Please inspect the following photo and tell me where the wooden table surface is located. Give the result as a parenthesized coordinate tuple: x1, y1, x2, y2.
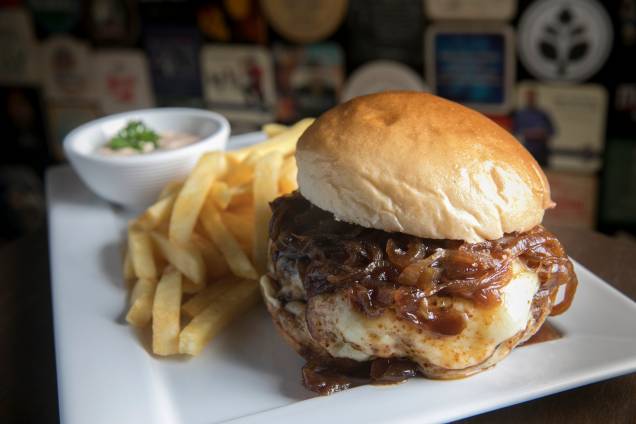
(1, 226, 635, 423)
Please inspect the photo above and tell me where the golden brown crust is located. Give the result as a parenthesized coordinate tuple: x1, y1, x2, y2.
(296, 92, 553, 243)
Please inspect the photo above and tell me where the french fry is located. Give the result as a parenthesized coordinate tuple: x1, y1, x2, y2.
(181, 276, 240, 318)
(220, 208, 254, 252)
(262, 123, 288, 138)
(126, 278, 157, 327)
(231, 118, 314, 161)
(182, 277, 206, 294)
(135, 192, 177, 231)
(169, 152, 227, 245)
(208, 181, 233, 210)
(123, 249, 135, 282)
(179, 279, 259, 355)
(279, 155, 298, 194)
(152, 268, 182, 355)
(253, 151, 283, 273)
(226, 184, 252, 210)
(128, 229, 157, 280)
(122, 118, 314, 357)
(158, 180, 183, 200)
(150, 231, 206, 285)
(200, 201, 259, 280)
(191, 233, 229, 279)
(223, 160, 253, 187)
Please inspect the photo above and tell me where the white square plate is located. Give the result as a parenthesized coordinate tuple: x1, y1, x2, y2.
(47, 136, 636, 424)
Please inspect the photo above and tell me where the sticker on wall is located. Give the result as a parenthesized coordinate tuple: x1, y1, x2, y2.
(426, 24, 515, 114)
(197, 0, 267, 44)
(87, 0, 140, 45)
(543, 171, 597, 230)
(613, 83, 636, 133)
(41, 36, 97, 102)
(144, 27, 202, 103)
(341, 60, 428, 102)
(260, 0, 347, 43)
(46, 101, 100, 160)
(514, 82, 607, 172)
(200, 44, 276, 125)
(424, 0, 517, 21)
(347, 0, 424, 70)
(94, 49, 154, 114)
(273, 43, 344, 123)
(518, 0, 613, 82)
(0, 8, 39, 85)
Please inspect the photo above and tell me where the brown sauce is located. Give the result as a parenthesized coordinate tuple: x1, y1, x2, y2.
(521, 322, 562, 346)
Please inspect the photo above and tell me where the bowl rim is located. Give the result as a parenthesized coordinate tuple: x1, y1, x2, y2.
(63, 107, 230, 165)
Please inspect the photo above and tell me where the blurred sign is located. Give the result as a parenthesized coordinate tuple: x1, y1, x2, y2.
(543, 171, 597, 230)
(87, 0, 140, 45)
(341, 60, 428, 102)
(94, 49, 154, 114)
(260, 0, 347, 43)
(144, 27, 203, 103)
(426, 24, 515, 114)
(613, 83, 636, 134)
(273, 43, 344, 123)
(201, 44, 276, 125)
(0, 8, 39, 85)
(518, 0, 612, 82)
(41, 36, 97, 102)
(514, 82, 607, 172)
(347, 0, 423, 70)
(197, 0, 267, 44)
(424, 0, 516, 20)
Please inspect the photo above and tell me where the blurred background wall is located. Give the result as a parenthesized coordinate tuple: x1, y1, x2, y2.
(1, 0, 635, 245)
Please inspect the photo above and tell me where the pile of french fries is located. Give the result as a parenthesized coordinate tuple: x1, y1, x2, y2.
(122, 119, 314, 356)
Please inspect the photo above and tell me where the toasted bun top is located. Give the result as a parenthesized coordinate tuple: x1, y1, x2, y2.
(296, 92, 553, 242)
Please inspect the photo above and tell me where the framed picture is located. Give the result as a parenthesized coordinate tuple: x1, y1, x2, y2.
(514, 82, 607, 172)
(426, 24, 515, 114)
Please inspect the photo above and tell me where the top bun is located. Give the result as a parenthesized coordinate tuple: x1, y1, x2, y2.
(296, 92, 554, 243)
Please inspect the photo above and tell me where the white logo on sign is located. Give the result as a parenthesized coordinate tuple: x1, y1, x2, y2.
(518, 0, 612, 82)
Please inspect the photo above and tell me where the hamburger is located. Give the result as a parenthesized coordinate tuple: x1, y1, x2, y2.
(260, 92, 578, 395)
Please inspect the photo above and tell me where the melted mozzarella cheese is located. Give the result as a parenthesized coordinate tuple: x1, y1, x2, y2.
(310, 261, 539, 370)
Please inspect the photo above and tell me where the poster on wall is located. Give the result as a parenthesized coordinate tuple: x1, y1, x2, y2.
(426, 24, 515, 114)
(543, 171, 597, 230)
(347, 0, 424, 70)
(87, 0, 140, 45)
(200, 44, 276, 128)
(273, 43, 344, 123)
(260, 0, 347, 44)
(424, 0, 517, 21)
(514, 82, 607, 172)
(0, 8, 39, 85)
(341, 60, 428, 102)
(41, 35, 97, 102)
(94, 49, 154, 114)
(144, 27, 203, 104)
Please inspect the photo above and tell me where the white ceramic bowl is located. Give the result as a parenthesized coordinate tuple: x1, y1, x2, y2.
(64, 108, 230, 209)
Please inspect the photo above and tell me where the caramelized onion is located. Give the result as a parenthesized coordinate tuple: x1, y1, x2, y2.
(270, 193, 578, 333)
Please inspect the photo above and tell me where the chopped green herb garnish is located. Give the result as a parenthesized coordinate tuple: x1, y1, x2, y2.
(108, 120, 160, 151)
